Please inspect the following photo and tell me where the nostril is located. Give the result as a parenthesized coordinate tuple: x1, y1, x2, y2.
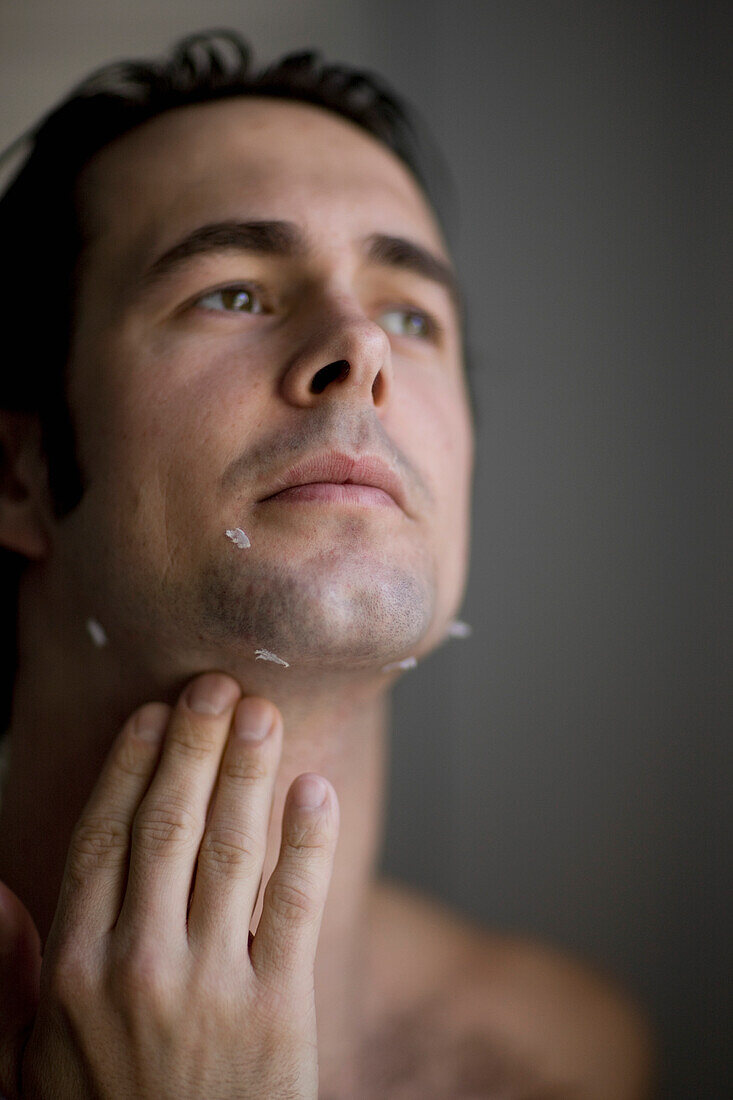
(371, 371, 386, 404)
(310, 359, 350, 394)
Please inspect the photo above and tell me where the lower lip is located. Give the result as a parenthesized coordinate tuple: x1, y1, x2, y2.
(264, 482, 398, 507)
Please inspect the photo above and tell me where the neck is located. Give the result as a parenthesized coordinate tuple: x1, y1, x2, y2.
(0, 584, 393, 1098)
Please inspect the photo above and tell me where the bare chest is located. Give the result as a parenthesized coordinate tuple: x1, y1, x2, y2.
(354, 883, 577, 1099)
(351, 998, 567, 1100)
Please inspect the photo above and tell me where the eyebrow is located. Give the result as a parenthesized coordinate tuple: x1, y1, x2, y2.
(139, 219, 463, 317)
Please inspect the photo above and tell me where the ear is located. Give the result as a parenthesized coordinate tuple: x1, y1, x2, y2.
(0, 411, 53, 561)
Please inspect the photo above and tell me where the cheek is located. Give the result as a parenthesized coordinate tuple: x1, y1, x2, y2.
(394, 372, 473, 516)
(392, 373, 474, 599)
(126, 389, 264, 569)
(67, 332, 266, 569)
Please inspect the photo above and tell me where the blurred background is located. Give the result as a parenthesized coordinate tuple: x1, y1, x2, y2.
(0, 2, 728, 1096)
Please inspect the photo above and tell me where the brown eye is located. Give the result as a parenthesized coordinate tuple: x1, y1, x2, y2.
(197, 286, 264, 313)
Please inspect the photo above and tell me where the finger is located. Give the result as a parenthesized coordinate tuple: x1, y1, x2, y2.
(187, 697, 282, 957)
(48, 703, 170, 947)
(0, 880, 42, 1100)
(249, 773, 339, 997)
(117, 673, 241, 938)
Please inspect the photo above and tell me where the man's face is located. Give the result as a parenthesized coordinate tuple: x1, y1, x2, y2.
(55, 97, 473, 680)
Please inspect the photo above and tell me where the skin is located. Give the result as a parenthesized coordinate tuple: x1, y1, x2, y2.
(0, 97, 656, 1098)
(0, 97, 473, 1098)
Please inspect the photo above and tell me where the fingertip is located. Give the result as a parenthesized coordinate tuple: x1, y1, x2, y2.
(184, 672, 242, 716)
(132, 701, 171, 743)
(233, 695, 282, 743)
(291, 773, 337, 813)
(294, 773, 327, 810)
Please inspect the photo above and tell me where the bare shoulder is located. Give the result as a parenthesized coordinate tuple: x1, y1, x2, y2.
(363, 877, 658, 1099)
(456, 918, 660, 1098)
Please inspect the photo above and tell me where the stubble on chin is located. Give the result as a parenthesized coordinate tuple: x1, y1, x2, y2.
(194, 551, 436, 668)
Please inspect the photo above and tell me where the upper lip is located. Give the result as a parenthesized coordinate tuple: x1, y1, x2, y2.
(259, 450, 408, 512)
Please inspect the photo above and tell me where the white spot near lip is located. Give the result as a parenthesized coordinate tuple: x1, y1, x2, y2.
(446, 619, 472, 638)
(226, 528, 251, 549)
(381, 656, 418, 673)
(254, 648, 290, 668)
(86, 618, 108, 647)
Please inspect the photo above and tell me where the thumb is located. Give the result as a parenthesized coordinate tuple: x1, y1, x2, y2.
(0, 880, 42, 1100)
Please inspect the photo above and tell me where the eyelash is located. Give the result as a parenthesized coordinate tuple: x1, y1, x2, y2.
(190, 282, 443, 342)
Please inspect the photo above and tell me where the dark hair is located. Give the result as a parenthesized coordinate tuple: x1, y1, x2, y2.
(0, 29, 467, 732)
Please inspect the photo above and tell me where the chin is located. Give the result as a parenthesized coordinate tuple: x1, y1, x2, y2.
(194, 553, 436, 668)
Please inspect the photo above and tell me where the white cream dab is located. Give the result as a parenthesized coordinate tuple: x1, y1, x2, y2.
(446, 619, 472, 638)
(381, 656, 418, 673)
(226, 528, 251, 549)
(255, 648, 290, 668)
(86, 618, 108, 648)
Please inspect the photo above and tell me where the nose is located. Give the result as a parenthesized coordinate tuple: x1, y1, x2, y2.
(279, 304, 394, 410)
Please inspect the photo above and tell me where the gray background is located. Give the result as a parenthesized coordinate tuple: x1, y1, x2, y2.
(0, 2, 728, 1097)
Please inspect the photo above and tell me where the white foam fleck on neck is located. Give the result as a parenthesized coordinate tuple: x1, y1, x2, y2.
(86, 618, 108, 647)
(446, 619, 472, 638)
(380, 656, 418, 673)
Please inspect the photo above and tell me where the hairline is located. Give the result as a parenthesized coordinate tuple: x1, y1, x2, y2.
(68, 93, 464, 324)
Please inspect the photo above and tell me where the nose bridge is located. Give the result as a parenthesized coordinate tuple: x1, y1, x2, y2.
(280, 288, 393, 408)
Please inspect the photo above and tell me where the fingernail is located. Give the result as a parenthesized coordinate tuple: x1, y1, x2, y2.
(186, 674, 240, 716)
(294, 774, 328, 810)
(135, 703, 169, 742)
(235, 698, 273, 742)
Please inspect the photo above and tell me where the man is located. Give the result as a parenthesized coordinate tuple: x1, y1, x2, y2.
(0, 31, 655, 1098)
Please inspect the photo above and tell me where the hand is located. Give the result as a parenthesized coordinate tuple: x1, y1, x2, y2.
(0, 673, 339, 1099)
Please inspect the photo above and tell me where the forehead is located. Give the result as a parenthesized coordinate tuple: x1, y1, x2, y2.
(76, 96, 449, 269)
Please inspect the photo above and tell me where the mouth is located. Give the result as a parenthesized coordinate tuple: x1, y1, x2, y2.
(258, 451, 407, 512)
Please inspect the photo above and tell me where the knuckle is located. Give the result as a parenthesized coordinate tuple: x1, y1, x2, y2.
(167, 721, 220, 762)
(267, 875, 319, 924)
(46, 947, 96, 1006)
(222, 753, 270, 783)
(68, 814, 129, 878)
(113, 943, 173, 1013)
(199, 825, 260, 871)
(285, 816, 332, 855)
(133, 800, 199, 854)
(115, 733, 158, 778)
